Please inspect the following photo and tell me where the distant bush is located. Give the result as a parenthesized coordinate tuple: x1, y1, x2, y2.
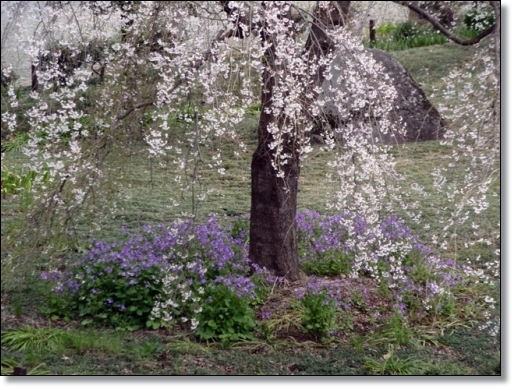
(464, 9, 496, 33)
(393, 22, 421, 41)
(375, 23, 398, 37)
(364, 22, 447, 52)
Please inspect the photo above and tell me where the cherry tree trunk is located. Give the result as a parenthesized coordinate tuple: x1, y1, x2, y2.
(249, 107, 304, 281)
(248, 18, 305, 281)
(248, 2, 350, 282)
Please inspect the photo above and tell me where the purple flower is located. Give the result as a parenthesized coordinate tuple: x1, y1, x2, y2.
(261, 310, 271, 320)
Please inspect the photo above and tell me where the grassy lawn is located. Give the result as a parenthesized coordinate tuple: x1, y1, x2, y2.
(0, 42, 500, 376)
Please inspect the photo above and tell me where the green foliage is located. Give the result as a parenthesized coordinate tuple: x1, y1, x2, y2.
(196, 285, 255, 345)
(249, 273, 271, 306)
(230, 217, 249, 242)
(1, 356, 51, 376)
(303, 249, 353, 277)
(1, 133, 29, 153)
(1, 166, 33, 197)
(300, 290, 337, 340)
(349, 289, 369, 312)
(1, 161, 49, 212)
(393, 22, 421, 41)
(1, 327, 69, 352)
(45, 264, 164, 330)
(364, 21, 447, 51)
(375, 22, 398, 37)
(380, 312, 416, 347)
(245, 102, 261, 116)
(258, 308, 303, 341)
(364, 345, 428, 375)
(132, 338, 165, 360)
(463, 9, 496, 33)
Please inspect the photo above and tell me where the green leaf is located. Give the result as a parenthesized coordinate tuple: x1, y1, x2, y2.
(146, 320, 160, 330)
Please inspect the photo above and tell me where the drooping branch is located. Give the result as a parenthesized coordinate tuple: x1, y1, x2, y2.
(301, 1, 351, 118)
(393, 1, 496, 46)
(219, 0, 254, 39)
(116, 3, 256, 123)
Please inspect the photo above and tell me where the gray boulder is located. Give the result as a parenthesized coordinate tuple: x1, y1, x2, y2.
(314, 48, 446, 144)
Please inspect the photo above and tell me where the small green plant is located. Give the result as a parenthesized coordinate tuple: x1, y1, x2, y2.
(1, 327, 69, 352)
(351, 335, 367, 353)
(245, 102, 261, 116)
(303, 250, 353, 277)
(426, 291, 457, 318)
(259, 307, 303, 341)
(250, 273, 271, 306)
(364, 345, 428, 375)
(167, 338, 210, 354)
(380, 311, 416, 347)
(133, 338, 165, 359)
(1, 165, 23, 199)
(1, 132, 29, 152)
(13, 297, 23, 318)
(300, 288, 337, 340)
(196, 285, 256, 346)
(1, 356, 51, 376)
(1, 163, 49, 212)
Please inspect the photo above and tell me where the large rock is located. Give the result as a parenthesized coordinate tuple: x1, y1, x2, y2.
(315, 48, 445, 144)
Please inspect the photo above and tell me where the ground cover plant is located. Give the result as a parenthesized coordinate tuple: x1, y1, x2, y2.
(1, 1, 500, 376)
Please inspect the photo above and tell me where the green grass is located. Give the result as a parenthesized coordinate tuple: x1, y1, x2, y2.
(0, 325, 500, 375)
(390, 43, 476, 100)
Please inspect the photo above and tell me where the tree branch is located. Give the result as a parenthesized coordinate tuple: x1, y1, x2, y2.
(116, 101, 154, 121)
(393, 1, 495, 46)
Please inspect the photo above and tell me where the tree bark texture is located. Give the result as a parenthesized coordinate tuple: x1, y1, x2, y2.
(249, 2, 350, 282)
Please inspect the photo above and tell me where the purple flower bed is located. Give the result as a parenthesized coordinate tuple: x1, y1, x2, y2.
(40, 210, 477, 335)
